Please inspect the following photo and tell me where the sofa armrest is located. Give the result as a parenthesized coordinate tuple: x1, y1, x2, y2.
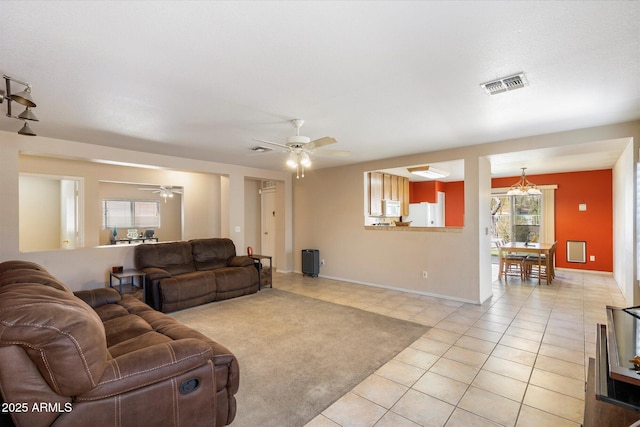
(74, 288, 121, 308)
(140, 267, 172, 281)
(228, 255, 255, 267)
(77, 339, 214, 400)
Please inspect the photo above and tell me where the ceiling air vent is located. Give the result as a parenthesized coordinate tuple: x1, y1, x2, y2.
(481, 73, 528, 95)
(250, 146, 273, 153)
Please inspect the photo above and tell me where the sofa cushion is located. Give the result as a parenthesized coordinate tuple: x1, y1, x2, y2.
(158, 271, 217, 312)
(135, 241, 195, 275)
(190, 238, 238, 271)
(214, 266, 259, 294)
(0, 269, 71, 293)
(0, 260, 48, 275)
(103, 314, 155, 348)
(92, 302, 131, 322)
(107, 331, 173, 358)
(0, 284, 108, 396)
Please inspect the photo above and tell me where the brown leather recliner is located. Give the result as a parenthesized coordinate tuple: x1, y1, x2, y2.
(0, 261, 239, 427)
(134, 238, 259, 312)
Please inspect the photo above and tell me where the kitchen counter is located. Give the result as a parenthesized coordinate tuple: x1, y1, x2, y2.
(364, 226, 463, 232)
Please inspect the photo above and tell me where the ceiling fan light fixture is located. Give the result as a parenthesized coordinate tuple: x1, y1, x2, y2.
(407, 165, 449, 179)
(300, 151, 311, 167)
(286, 151, 298, 168)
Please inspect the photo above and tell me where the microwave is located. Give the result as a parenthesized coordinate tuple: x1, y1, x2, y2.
(382, 199, 401, 217)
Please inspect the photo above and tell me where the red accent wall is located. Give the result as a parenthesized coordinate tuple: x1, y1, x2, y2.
(409, 181, 437, 203)
(492, 170, 613, 272)
(443, 181, 464, 227)
(409, 180, 464, 226)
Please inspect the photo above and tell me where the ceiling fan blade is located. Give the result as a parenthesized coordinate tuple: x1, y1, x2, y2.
(138, 188, 158, 191)
(313, 148, 350, 157)
(307, 137, 337, 151)
(252, 138, 291, 150)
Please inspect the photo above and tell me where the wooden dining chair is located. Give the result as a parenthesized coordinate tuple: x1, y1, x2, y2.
(524, 241, 557, 284)
(496, 240, 525, 280)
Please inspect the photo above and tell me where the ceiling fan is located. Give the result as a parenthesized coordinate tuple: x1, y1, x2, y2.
(138, 185, 182, 202)
(254, 119, 349, 178)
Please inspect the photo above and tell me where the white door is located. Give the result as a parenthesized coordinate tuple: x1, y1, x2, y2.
(261, 188, 277, 267)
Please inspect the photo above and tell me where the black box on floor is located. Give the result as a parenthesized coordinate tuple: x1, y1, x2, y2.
(302, 249, 319, 277)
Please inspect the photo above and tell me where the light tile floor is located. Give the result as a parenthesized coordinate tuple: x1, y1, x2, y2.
(273, 265, 627, 427)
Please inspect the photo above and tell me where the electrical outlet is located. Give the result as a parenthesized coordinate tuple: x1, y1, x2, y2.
(422, 271, 428, 279)
(321, 259, 325, 266)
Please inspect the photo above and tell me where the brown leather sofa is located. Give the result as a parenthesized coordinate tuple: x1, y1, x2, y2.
(135, 238, 259, 312)
(0, 260, 239, 427)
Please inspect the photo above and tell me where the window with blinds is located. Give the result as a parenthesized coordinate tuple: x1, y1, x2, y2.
(103, 200, 160, 229)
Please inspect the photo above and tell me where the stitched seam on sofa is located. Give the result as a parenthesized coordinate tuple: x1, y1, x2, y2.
(167, 341, 177, 363)
(0, 320, 98, 388)
(96, 347, 212, 385)
(75, 360, 214, 401)
(0, 340, 62, 394)
(112, 357, 122, 380)
(39, 349, 62, 395)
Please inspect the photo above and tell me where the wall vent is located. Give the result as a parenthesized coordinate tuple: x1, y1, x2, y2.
(481, 73, 528, 95)
(250, 146, 273, 153)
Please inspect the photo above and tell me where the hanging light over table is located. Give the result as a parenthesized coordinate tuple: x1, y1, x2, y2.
(507, 168, 541, 196)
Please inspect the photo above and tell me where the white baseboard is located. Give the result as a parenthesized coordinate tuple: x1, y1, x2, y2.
(287, 271, 483, 305)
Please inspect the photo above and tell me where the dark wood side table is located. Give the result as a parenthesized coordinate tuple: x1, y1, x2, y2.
(250, 255, 272, 290)
(109, 269, 146, 303)
(584, 357, 640, 427)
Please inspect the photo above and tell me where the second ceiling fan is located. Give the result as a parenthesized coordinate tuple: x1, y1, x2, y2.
(254, 119, 349, 178)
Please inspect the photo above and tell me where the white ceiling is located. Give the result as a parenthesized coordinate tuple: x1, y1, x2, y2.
(1, 1, 639, 176)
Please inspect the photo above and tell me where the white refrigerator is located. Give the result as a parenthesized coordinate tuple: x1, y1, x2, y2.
(405, 192, 445, 227)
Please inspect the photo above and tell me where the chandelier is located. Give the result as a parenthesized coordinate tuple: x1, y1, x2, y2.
(507, 168, 541, 196)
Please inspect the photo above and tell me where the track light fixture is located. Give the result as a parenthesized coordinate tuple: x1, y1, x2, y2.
(0, 74, 39, 136)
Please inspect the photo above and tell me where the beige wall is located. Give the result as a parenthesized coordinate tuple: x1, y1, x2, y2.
(0, 132, 293, 291)
(20, 154, 220, 247)
(293, 121, 639, 304)
(19, 175, 61, 251)
(0, 120, 637, 302)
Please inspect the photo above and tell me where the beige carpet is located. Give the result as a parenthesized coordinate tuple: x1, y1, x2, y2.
(171, 288, 429, 427)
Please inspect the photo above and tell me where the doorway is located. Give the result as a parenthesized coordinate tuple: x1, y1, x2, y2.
(19, 173, 84, 251)
(261, 187, 277, 267)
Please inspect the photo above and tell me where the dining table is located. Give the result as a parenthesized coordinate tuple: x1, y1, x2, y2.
(499, 242, 555, 285)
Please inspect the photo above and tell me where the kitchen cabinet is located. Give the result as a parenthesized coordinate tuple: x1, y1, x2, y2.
(383, 174, 392, 200)
(402, 177, 410, 216)
(391, 175, 399, 201)
(369, 172, 383, 216)
(368, 172, 409, 218)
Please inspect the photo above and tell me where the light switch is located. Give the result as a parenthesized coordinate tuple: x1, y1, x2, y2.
(578, 204, 587, 211)
(234, 226, 241, 232)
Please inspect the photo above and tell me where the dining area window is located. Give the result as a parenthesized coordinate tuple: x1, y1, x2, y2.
(491, 194, 541, 244)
